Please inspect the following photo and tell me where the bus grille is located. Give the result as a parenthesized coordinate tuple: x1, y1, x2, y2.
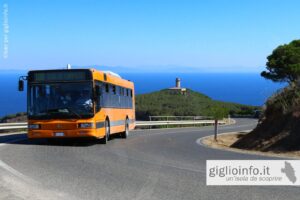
(41, 123, 77, 130)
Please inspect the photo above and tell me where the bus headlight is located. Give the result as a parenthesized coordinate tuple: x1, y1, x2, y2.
(28, 124, 40, 129)
(78, 123, 94, 128)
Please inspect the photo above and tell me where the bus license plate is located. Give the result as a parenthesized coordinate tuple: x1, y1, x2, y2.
(54, 132, 64, 137)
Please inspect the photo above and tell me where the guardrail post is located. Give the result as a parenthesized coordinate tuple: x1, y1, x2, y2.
(214, 119, 218, 141)
(194, 116, 195, 127)
(166, 116, 169, 128)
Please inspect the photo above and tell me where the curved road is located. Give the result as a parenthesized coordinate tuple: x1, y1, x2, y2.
(0, 119, 299, 200)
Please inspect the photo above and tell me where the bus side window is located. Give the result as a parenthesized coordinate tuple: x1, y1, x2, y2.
(120, 87, 124, 108)
(128, 89, 131, 108)
(95, 84, 101, 112)
(125, 89, 129, 107)
(95, 84, 101, 96)
(112, 85, 116, 95)
(105, 84, 109, 93)
(109, 85, 113, 94)
(117, 86, 121, 96)
(130, 89, 133, 108)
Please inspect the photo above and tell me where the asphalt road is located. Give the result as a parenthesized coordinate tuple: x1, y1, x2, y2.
(0, 118, 299, 200)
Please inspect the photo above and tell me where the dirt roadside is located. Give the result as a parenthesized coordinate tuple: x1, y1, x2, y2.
(201, 131, 300, 159)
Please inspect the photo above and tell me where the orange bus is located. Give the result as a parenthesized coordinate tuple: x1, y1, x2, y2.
(18, 68, 135, 143)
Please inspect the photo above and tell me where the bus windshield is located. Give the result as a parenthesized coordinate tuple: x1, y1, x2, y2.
(28, 82, 94, 119)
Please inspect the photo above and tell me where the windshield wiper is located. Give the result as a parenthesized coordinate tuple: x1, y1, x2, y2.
(44, 108, 82, 119)
(66, 107, 82, 119)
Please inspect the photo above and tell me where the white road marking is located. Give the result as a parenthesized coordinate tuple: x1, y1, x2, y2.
(0, 137, 37, 182)
(0, 137, 76, 199)
(0, 159, 37, 184)
(0, 137, 37, 183)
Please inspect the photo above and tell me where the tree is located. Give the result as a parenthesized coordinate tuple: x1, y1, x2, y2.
(261, 40, 300, 83)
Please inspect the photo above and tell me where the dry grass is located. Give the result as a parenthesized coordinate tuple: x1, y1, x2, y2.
(201, 131, 300, 159)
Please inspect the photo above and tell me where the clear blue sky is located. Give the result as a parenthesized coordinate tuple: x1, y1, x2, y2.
(1, 0, 300, 72)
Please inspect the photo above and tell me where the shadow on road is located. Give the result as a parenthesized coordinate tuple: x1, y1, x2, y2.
(0, 133, 123, 147)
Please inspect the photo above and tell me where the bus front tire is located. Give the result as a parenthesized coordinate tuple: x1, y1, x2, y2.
(101, 120, 110, 144)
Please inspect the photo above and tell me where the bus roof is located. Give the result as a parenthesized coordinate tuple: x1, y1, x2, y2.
(90, 68, 134, 89)
(28, 68, 134, 88)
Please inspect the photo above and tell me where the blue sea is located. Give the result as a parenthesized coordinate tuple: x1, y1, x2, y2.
(0, 71, 285, 117)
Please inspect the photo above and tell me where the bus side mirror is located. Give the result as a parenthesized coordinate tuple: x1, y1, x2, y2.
(18, 80, 24, 91)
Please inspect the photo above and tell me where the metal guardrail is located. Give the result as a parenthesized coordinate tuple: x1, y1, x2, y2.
(149, 116, 213, 120)
(0, 122, 28, 130)
(137, 120, 225, 126)
(0, 120, 229, 131)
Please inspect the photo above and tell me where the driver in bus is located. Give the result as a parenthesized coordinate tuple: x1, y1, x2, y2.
(61, 92, 72, 106)
(75, 90, 93, 110)
(36, 88, 49, 113)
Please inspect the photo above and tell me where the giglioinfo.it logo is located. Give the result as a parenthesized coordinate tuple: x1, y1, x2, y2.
(206, 160, 300, 185)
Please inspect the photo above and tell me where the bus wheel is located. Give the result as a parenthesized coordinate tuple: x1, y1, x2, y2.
(102, 120, 110, 144)
(121, 118, 129, 139)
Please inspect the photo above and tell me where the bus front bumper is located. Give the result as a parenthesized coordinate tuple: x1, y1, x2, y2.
(28, 128, 105, 139)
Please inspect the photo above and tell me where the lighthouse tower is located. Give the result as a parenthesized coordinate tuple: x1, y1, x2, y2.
(176, 78, 181, 88)
(168, 78, 186, 95)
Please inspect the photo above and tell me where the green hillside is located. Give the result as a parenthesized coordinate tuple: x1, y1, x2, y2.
(135, 89, 258, 120)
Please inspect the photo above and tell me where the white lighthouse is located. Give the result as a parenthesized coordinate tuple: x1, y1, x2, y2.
(168, 78, 186, 95)
(176, 78, 181, 88)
